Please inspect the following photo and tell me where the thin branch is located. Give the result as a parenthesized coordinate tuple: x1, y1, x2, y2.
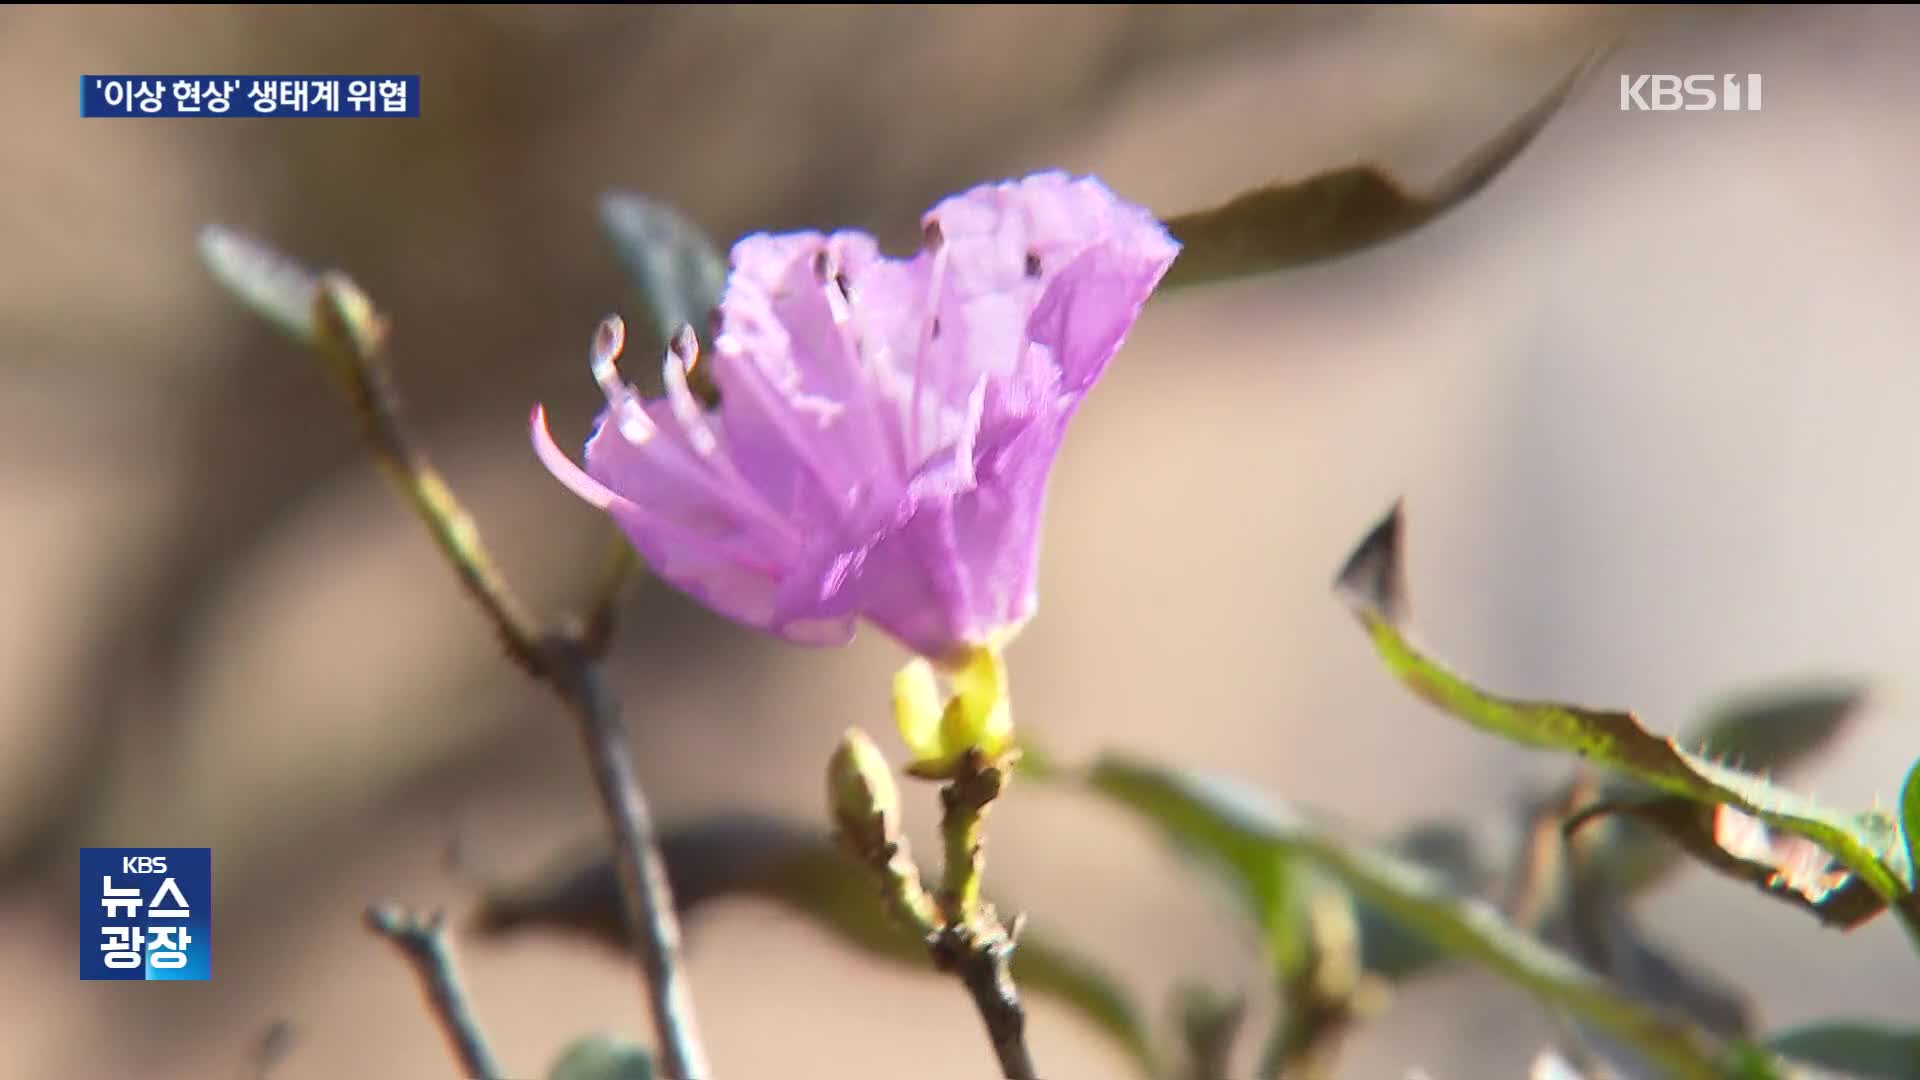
(547, 631, 712, 1079)
(933, 917, 1038, 1080)
(580, 534, 642, 657)
(1506, 769, 1604, 931)
(202, 240, 713, 1079)
(309, 276, 709, 1078)
(364, 905, 505, 1080)
(309, 279, 547, 674)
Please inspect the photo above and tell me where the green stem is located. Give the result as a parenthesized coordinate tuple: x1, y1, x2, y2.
(933, 750, 1036, 1079)
(840, 742, 1036, 1077)
(940, 789, 990, 917)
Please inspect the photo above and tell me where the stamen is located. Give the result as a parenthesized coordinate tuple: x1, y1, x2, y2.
(588, 314, 654, 444)
(671, 323, 701, 374)
(819, 250, 851, 325)
(589, 315, 627, 399)
(820, 244, 907, 482)
(645, 328, 807, 549)
(909, 219, 950, 467)
(662, 328, 718, 458)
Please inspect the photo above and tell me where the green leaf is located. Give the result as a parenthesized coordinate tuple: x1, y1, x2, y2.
(1082, 758, 1772, 1080)
(1059, 746, 1304, 968)
(598, 192, 730, 407)
(1902, 760, 1920, 917)
(598, 191, 728, 348)
(546, 1032, 655, 1080)
(1764, 1023, 1920, 1079)
(198, 225, 322, 343)
(1588, 912, 1753, 1040)
(1170, 981, 1248, 1080)
(1686, 683, 1866, 775)
(1156, 49, 1602, 291)
(469, 815, 1159, 1079)
(1587, 682, 1866, 898)
(1333, 501, 1919, 945)
(1510, 791, 1756, 1047)
(1716, 1043, 1817, 1080)
(1539, 859, 1754, 1053)
(1568, 797, 1885, 928)
(1356, 822, 1486, 979)
(1254, 877, 1388, 1080)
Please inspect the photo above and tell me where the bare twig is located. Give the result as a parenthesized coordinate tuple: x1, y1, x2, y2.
(204, 243, 713, 1080)
(580, 535, 642, 657)
(1506, 769, 1605, 931)
(547, 630, 710, 1079)
(364, 905, 504, 1080)
(317, 276, 709, 1076)
(309, 279, 547, 675)
(932, 915, 1037, 1080)
(312, 276, 708, 1078)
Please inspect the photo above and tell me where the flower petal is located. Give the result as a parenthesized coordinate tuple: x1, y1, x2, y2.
(539, 172, 1176, 661)
(535, 404, 854, 646)
(1028, 237, 1179, 397)
(710, 233, 901, 508)
(767, 377, 991, 659)
(920, 171, 1180, 421)
(944, 400, 1074, 641)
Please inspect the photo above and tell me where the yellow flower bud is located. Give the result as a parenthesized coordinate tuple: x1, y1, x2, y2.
(894, 645, 1016, 781)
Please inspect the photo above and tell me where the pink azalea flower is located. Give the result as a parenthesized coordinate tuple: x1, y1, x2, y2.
(533, 172, 1178, 663)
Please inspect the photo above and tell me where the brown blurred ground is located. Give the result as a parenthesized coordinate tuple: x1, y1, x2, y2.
(5, 5, 1920, 1079)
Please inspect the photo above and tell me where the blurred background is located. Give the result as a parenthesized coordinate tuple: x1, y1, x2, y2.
(6, 4, 1920, 1078)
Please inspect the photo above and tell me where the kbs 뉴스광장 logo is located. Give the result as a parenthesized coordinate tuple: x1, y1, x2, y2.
(80, 848, 211, 981)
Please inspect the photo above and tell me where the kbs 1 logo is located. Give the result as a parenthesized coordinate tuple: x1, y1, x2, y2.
(1619, 73, 1763, 112)
(80, 848, 211, 981)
